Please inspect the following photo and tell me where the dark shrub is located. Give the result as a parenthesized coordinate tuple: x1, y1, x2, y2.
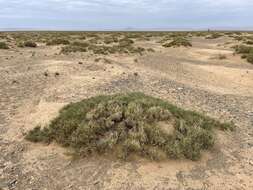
(18, 41, 37, 48)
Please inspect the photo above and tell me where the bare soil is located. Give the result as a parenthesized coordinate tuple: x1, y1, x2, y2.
(0, 34, 253, 190)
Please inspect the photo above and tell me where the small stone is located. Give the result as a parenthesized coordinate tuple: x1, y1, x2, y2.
(78, 61, 83, 65)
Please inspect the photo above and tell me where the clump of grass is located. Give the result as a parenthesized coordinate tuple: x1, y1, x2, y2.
(0, 42, 9, 49)
(18, 41, 37, 48)
(46, 38, 70, 46)
(234, 45, 253, 64)
(163, 37, 192, 48)
(26, 92, 234, 161)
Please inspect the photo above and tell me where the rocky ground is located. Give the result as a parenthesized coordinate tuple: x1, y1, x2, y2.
(0, 34, 253, 189)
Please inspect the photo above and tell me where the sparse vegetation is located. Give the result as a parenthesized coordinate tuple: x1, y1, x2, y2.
(0, 42, 9, 49)
(26, 92, 234, 161)
(61, 38, 145, 55)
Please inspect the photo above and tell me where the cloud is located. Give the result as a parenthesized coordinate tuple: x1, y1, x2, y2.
(0, 0, 252, 29)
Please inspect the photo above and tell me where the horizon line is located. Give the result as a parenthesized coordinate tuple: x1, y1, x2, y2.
(1, 27, 253, 32)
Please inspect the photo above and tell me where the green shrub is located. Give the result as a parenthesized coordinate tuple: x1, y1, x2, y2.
(61, 39, 144, 55)
(61, 41, 89, 53)
(245, 41, 253, 45)
(118, 38, 134, 47)
(234, 45, 253, 54)
(147, 48, 155, 52)
(247, 52, 253, 64)
(26, 92, 234, 161)
(218, 54, 227, 60)
(18, 41, 37, 48)
(0, 42, 9, 49)
(206, 33, 223, 39)
(46, 38, 70, 45)
(234, 45, 253, 64)
(163, 37, 192, 48)
(104, 36, 119, 44)
(241, 54, 247, 59)
(233, 36, 244, 41)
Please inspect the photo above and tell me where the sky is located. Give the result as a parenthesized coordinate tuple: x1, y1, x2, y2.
(0, 0, 253, 30)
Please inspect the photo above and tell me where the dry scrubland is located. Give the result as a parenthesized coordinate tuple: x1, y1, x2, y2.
(0, 31, 253, 189)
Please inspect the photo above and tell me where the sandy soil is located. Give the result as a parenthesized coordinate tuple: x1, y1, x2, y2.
(0, 35, 253, 190)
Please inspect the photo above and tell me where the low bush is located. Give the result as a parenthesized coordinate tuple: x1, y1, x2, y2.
(163, 37, 192, 48)
(61, 42, 89, 53)
(104, 36, 119, 44)
(205, 33, 223, 39)
(46, 39, 70, 45)
(0, 42, 9, 49)
(218, 54, 227, 60)
(61, 39, 145, 55)
(26, 92, 234, 161)
(234, 45, 253, 54)
(234, 45, 253, 64)
(247, 52, 253, 64)
(18, 41, 37, 48)
(245, 41, 253, 45)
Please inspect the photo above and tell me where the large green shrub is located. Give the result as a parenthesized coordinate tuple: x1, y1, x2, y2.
(163, 37, 192, 48)
(26, 93, 234, 161)
(0, 42, 9, 49)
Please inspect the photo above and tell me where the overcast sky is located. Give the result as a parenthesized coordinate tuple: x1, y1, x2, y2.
(0, 0, 253, 30)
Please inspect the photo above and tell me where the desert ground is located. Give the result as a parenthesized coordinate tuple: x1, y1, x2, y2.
(0, 32, 253, 189)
